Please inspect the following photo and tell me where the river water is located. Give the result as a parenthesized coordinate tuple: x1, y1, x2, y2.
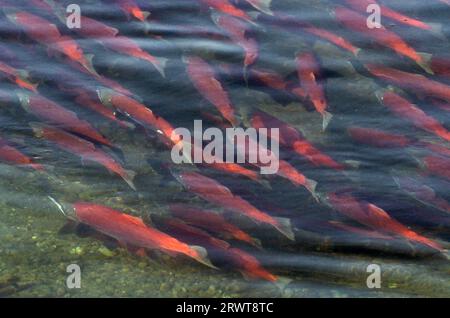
(0, 0, 449, 297)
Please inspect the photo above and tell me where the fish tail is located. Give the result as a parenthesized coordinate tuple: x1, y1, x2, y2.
(273, 276, 292, 290)
(123, 169, 137, 191)
(189, 245, 218, 269)
(256, 178, 272, 190)
(29, 122, 44, 138)
(321, 111, 333, 131)
(141, 11, 151, 21)
(417, 52, 434, 75)
(153, 56, 168, 78)
(305, 178, 319, 201)
(249, 0, 274, 16)
(83, 54, 100, 77)
(273, 217, 295, 241)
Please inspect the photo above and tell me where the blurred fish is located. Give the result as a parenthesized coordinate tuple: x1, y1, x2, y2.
(431, 55, 450, 79)
(226, 248, 278, 282)
(333, 6, 433, 73)
(4, 9, 98, 76)
(31, 123, 136, 190)
(325, 192, 443, 251)
(376, 91, 450, 142)
(422, 155, 450, 182)
(234, 132, 318, 196)
(172, 170, 295, 240)
(259, 12, 360, 56)
(211, 11, 259, 77)
(169, 204, 261, 248)
(367, 64, 450, 104)
(296, 52, 332, 130)
(0, 136, 44, 171)
(251, 110, 344, 170)
(184, 55, 239, 126)
(0, 61, 38, 92)
(200, 0, 254, 23)
(59, 86, 135, 129)
(115, 0, 150, 22)
(50, 200, 215, 268)
(348, 127, 411, 148)
(393, 175, 450, 215)
(97, 88, 177, 145)
(100, 36, 167, 77)
(17, 91, 113, 147)
(154, 217, 231, 251)
(343, 0, 442, 34)
(348, 126, 450, 159)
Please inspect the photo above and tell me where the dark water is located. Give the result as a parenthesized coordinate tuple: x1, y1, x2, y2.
(0, 0, 449, 297)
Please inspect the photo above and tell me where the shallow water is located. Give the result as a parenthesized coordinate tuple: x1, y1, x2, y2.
(0, 0, 449, 297)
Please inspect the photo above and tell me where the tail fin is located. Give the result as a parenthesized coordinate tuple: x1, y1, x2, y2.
(274, 217, 295, 241)
(417, 52, 434, 75)
(273, 276, 292, 290)
(123, 169, 137, 191)
(83, 54, 100, 77)
(153, 57, 168, 78)
(322, 111, 333, 131)
(247, 0, 273, 16)
(305, 178, 319, 201)
(190, 245, 218, 269)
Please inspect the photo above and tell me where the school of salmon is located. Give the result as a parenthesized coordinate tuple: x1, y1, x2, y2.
(0, 0, 449, 288)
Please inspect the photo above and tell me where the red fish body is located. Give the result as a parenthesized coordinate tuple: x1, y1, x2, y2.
(251, 110, 343, 169)
(344, 0, 434, 31)
(7, 10, 61, 44)
(0, 61, 37, 92)
(5, 10, 97, 76)
(226, 248, 277, 282)
(156, 217, 230, 251)
(379, 91, 450, 142)
(17, 92, 113, 147)
(116, 0, 150, 21)
(212, 12, 259, 70)
(185, 56, 238, 126)
(100, 36, 166, 77)
(423, 155, 450, 181)
(334, 7, 432, 73)
(266, 12, 360, 55)
(174, 171, 294, 240)
(367, 64, 450, 103)
(169, 204, 259, 247)
(394, 175, 450, 215)
(97, 89, 177, 145)
(296, 52, 332, 129)
(63, 202, 212, 266)
(77, 16, 119, 38)
(431, 55, 450, 79)
(0, 136, 44, 171)
(348, 127, 412, 148)
(72, 89, 134, 129)
(250, 68, 288, 91)
(31, 123, 136, 190)
(327, 193, 442, 250)
(201, 0, 254, 23)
